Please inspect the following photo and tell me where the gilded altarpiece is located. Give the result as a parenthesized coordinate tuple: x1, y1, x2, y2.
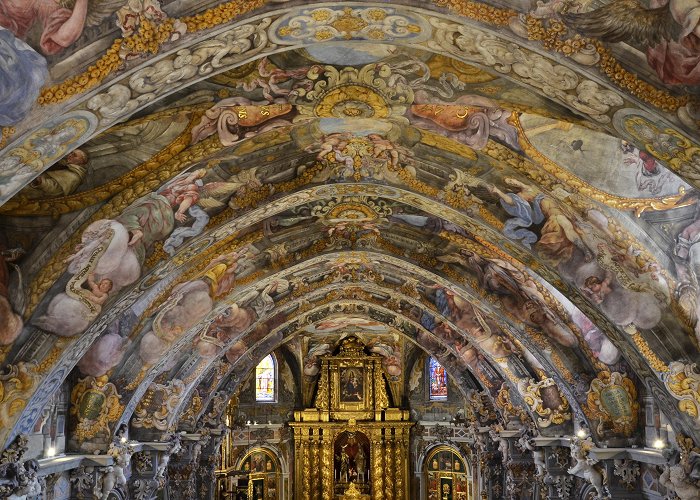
(290, 337, 413, 500)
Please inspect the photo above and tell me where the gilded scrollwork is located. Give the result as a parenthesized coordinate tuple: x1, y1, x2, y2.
(495, 383, 529, 423)
(517, 378, 571, 427)
(290, 60, 415, 121)
(132, 379, 187, 431)
(271, 6, 429, 45)
(586, 371, 639, 437)
(664, 362, 700, 421)
(70, 375, 124, 445)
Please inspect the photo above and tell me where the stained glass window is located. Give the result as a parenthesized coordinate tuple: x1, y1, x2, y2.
(429, 357, 448, 400)
(255, 354, 276, 402)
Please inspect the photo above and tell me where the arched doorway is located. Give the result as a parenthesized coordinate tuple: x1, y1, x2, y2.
(234, 448, 281, 500)
(424, 445, 473, 500)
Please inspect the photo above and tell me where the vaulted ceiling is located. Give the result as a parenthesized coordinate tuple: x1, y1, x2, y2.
(1, 0, 699, 453)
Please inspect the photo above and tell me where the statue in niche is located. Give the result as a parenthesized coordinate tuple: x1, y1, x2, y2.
(355, 447, 366, 482)
(338, 448, 350, 482)
(516, 426, 545, 479)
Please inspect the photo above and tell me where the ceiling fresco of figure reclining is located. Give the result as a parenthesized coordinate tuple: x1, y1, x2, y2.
(1, 0, 700, 463)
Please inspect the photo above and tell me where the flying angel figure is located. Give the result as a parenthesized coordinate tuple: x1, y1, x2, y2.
(563, 0, 700, 85)
(162, 167, 261, 254)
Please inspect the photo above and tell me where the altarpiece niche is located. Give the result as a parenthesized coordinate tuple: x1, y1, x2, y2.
(290, 336, 413, 499)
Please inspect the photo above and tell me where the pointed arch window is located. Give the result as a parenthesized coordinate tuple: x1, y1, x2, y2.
(255, 354, 276, 402)
(428, 357, 448, 400)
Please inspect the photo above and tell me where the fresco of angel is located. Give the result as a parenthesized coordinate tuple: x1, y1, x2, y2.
(77, 321, 129, 377)
(195, 279, 289, 357)
(491, 177, 595, 266)
(138, 279, 214, 367)
(161, 167, 261, 255)
(0, 27, 47, 128)
(33, 166, 260, 336)
(438, 249, 579, 347)
(581, 272, 661, 330)
(430, 285, 513, 358)
(564, 0, 700, 85)
(0, 0, 90, 56)
(33, 219, 140, 336)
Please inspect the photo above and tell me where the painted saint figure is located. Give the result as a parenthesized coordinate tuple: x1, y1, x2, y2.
(491, 177, 594, 266)
(341, 369, 363, 402)
(0, 246, 23, 345)
(0, 0, 89, 56)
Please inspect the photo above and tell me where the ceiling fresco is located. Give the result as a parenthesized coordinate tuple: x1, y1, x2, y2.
(1, 0, 700, 466)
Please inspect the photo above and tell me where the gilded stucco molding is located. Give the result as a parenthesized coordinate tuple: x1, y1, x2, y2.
(2, 2, 698, 209)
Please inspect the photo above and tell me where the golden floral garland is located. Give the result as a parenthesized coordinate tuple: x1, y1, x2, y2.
(25, 0, 690, 124)
(39, 0, 266, 105)
(435, 0, 515, 25)
(0, 126, 14, 149)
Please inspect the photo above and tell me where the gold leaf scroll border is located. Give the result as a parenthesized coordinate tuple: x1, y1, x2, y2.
(514, 115, 695, 217)
(36, 0, 687, 115)
(433, 0, 688, 113)
(0, 106, 206, 216)
(39, 0, 266, 106)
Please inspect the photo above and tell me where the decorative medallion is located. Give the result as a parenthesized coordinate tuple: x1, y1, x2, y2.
(70, 375, 123, 443)
(517, 378, 571, 427)
(132, 379, 187, 430)
(586, 371, 639, 436)
(271, 6, 429, 44)
(290, 62, 415, 121)
(620, 113, 700, 184)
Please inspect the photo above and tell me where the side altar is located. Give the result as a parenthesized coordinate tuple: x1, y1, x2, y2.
(290, 336, 413, 500)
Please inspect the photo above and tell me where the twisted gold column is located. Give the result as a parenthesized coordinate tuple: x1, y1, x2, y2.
(310, 433, 320, 500)
(321, 429, 334, 499)
(301, 433, 311, 500)
(371, 430, 384, 500)
(384, 431, 394, 500)
(395, 428, 407, 500)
